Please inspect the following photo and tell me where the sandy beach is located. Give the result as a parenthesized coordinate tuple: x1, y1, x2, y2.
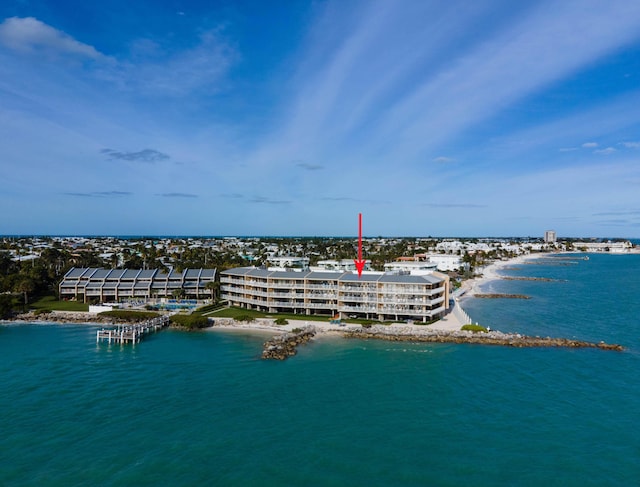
(458, 253, 541, 298)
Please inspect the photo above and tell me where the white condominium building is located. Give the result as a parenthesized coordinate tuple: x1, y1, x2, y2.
(221, 267, 449, 322)
(266, 256, 310, 269)
(383, 261, 438, 275)
(572, 241, 632, 253)
(544, 230, 557, 243)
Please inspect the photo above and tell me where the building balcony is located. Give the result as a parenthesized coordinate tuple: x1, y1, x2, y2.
(305, 284, 338, 291)
(269, 282, 305, 289)
(307, 292, 337, 299)
(339, 304, 378, 313)
(339, 294, 377, 303)
(244, 281, 269, 288)
(268, 292, 305, 299)
(379, 286, 443, 296)
(305, 302, 337, 309)
(243, 289, 269, 298)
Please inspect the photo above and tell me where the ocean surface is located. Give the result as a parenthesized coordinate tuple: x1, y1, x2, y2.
(1, 253, 639, 486)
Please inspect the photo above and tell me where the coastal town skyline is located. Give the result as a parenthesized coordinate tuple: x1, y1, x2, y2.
(3, 1, 640, 237)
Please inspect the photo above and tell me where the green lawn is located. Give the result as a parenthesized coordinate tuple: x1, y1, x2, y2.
(30, 295, 89, 312)
(208, 306, 383, 325)
(209, 306, 332, 321)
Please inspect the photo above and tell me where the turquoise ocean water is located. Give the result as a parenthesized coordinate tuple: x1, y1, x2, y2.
(1, 253, 640, 486)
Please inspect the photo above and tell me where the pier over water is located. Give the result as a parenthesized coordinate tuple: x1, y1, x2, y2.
(96, 315, 170, 344)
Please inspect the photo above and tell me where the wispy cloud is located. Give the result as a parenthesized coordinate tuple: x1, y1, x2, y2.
(422, 203, 487, 208)
(621, 141, 640, 149)
(101, 148, 170, 163)
(0, 17, 236, 98)
(251, 0, 640, 179)
(250, 196, 291, 205)
(594, 147, 617, 155)
(433, 156, 456, 163)
(320, 196, 390, 204)
(4, 2, 640, 236)
(0, 17, 106, 60)
(593, 210, 640, 216)
(596, 219, 640, 227)
(107, 29, 237, 96)
(63, 191, 132, 197)
(157, 192, 198, 198)
(296, 162, 324, 170)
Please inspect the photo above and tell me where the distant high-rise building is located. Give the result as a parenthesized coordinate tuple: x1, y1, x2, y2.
(544, 230, 557, 243)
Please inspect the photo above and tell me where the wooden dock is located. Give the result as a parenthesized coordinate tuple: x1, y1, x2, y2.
(96, 315, 170, 344)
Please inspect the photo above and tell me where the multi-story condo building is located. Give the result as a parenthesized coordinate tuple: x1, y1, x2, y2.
(544, 230, 557, 243)
(266, 256, 310, 269)
(572, 241, 632, 253)
(310, 259, 373, 272)
(59, 267, 216, 302)
(221, 267, 449, 322)
(383, 261, 438, 275)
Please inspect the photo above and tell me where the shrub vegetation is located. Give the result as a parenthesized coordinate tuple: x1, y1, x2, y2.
(233, 314, 255, 323)
(170, 314, 210, 329)
(461, 324, 488, 333)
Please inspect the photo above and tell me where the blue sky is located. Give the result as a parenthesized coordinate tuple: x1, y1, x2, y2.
(2, 0, 640, 237)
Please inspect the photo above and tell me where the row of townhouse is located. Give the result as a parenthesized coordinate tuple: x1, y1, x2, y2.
(59, 267, 216, 303)
(221, 267, 450, 322)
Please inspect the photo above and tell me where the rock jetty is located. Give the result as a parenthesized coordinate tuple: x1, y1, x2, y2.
(341, 327, 623, 351)
(262, 326, 317, 360)
(502, 276, 561, 282)
(474, 293, 531, 299)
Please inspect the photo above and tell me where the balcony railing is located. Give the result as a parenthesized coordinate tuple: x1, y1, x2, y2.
(339, 304, 378, 313)
(305, 284, 338, 291)
(305, 302, 337, 309)
(269, 282, 305, 289)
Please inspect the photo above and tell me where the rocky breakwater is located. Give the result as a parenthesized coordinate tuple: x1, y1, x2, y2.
(474, 293, 531, 299)
(13, 310, 109, 323)
(262, 326, 317, 360)
(342, 326, 623, 351)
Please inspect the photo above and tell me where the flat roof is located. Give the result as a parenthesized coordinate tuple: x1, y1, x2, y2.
(221, 267, 444, 284)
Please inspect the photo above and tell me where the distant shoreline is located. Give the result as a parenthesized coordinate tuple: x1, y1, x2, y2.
(3, 251, 634, 353)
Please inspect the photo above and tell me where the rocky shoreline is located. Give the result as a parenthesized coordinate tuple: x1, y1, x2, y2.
(8, 308, 625, 358)
(501, 276, 561, 282)
(474, 293, 531, 299)
(258, 324, 624, 360)
(10, 311, 115, 324)
(341, 328, 623, 351)
(262, 326, 317, 360)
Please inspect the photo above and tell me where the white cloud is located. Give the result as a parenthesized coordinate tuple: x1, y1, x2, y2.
(0, 17, 236, 98)
(433, 156, 456, 163)
(0, 17, 104, 60)
(582, 142, 599, 148)
(376, 0, 640, 160)
(252, 0, 640, 175)
(594, 147, 617, 155)
(621, 141, 640, 149)
(116, 30, 237, 96)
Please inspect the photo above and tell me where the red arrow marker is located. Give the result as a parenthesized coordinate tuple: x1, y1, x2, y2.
(354, 212, 365, 278)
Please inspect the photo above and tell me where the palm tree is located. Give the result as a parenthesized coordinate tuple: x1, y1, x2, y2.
(205, 281, 220, 302)
(16, 278, 34, 310)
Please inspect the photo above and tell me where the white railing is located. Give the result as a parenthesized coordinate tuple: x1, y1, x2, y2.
(452, 299, 474, 325)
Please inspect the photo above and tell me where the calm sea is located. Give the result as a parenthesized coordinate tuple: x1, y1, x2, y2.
(1, 253, 639, 486)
